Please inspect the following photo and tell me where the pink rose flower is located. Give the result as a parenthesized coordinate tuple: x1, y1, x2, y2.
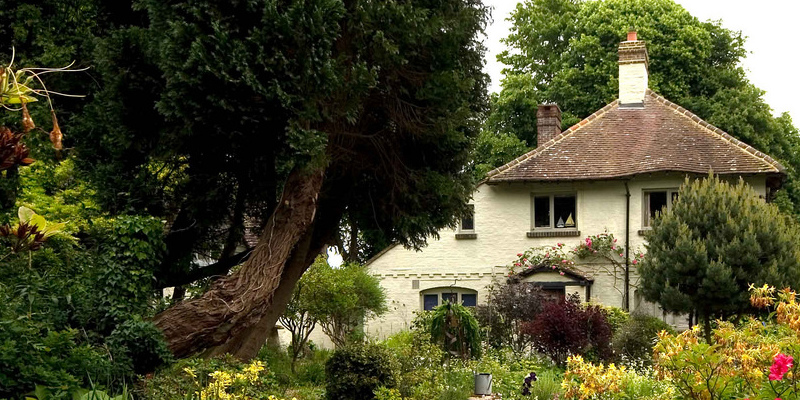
(522, 258, 528, 262)
(545, 253, 550, 258)
(619, 253, 624, 257)
(559, 271, 565, 276)
(770, 353, 794, 381)
(611, 246, 616, 250)
(562, 259, 568, 263)
(632, 259, 638, 265)
(552, 265, 557, 269)
(517, 253, 523, 257)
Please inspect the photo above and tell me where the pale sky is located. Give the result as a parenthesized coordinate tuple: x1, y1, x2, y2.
(482, 0, 800, 122)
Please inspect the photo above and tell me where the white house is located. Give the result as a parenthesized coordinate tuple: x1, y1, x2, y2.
(361, 31, 785, 339)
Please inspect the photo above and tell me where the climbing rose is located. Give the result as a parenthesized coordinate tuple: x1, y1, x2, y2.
(769, 353, 793, 381)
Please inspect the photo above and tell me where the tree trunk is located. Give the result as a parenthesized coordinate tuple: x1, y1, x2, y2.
(153, 167, 324, 358)
(204, 221, 322, 360)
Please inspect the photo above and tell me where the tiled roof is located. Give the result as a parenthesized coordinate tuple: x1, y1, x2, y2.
(486, 90, 785, 183)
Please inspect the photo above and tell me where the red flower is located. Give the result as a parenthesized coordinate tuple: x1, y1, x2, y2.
(632, 259, 638, 265)
(769, 353, 793, 381)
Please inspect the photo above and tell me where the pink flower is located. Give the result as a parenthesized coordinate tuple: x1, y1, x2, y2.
(517, 253, 523, 257)
(592, 250, 597, 254)
(522, 258, 528, 262)
(545, 253, 550, 258)
(585, 238, 592, 247)
(632, 259, 638, 265)
(559, 271, 565, 276)
(552, 265, 557, 269)
(769, 353, 794, 381)
(562, 259, 568, 263)
(613, 239, 617, 243)
(611, 246, 616, 250)
(557, 242, 564, 247)
(619, 253, 624, 257)
(514, 262, 520, 267)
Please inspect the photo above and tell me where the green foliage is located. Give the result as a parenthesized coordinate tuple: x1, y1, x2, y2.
(471, 129, 529, 181)
(84, 215, 165, 334)
(599, 305, 630, 334)
(105, 316, 172, 376)
(325, 344, 395, 400)
(137, 355, 279, 400)
(0, 320, 112, 398)
(429, 302, 482, 360)
(612, 312, 673, 367)
(303, 258, 387, 347)
(639, 175, 800, 340)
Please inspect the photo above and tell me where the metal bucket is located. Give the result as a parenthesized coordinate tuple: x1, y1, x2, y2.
(474, 373, 492, 395)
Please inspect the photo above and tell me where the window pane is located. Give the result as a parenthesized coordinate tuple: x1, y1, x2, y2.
(648, 191, 668, 225)
(461, 205, 474, 231)
(442, 292, 457, 304)
(461, 293, 477, 307)
(534, 196, 550, 228)
(423, 294, 438, 311)
(553, 195, 576, 228)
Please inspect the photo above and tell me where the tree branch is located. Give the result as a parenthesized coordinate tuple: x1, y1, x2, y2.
(156, 248, 253, 288)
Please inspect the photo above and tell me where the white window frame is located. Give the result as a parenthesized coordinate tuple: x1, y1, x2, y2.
(459, 204, 475, 233)
(420, 287, 479, 310)
(530, 192, 578, 231)
(643, 188, 679, 228)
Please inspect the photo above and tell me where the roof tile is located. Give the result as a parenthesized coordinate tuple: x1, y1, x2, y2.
(486, 90, 785, 182)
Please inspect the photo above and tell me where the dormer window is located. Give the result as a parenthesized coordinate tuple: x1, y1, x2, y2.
(643, 189, 679, 227)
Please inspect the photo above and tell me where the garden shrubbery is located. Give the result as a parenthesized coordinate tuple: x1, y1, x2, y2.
(325, 344, 395, 400)
(612, 312, 674, 366)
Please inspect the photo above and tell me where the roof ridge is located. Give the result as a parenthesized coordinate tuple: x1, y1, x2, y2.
(485, 99, 621, 180)
(644, 89, 785, 173)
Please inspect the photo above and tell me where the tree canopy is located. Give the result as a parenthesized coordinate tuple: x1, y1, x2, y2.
(639, 175, 800, 341)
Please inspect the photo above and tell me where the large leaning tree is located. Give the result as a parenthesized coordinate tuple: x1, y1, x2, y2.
(639, 175, 800, 343)
(66, 0, 489, 360)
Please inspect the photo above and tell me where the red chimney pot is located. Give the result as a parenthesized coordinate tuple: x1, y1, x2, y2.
(627, 30, 637, 41)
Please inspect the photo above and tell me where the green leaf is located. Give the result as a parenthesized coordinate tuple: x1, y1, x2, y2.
(18, 206, 35, 224)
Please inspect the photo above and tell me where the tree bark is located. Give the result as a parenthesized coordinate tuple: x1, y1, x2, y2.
(153, 167, 325, 358)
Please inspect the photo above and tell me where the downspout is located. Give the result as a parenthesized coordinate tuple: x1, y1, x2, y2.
(624, 181, 631, 311)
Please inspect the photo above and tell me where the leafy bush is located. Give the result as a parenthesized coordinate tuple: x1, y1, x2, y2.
(0, 321, 112, 398)
(598, 305, 629, 334)
(521, 296, 612, 366)
(562, 355, 675, 400)
(652, 285, 800, 400)
(475, 282, 544, 352)
(612, 312, 673, 366)
(429, 302, 481, 360)
(105, 316, 173, 376)
(325, 344, 395, 400)
(138, 355, 278, 400)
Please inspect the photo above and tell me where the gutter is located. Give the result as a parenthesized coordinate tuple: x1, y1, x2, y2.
(624, 181, 631, 311)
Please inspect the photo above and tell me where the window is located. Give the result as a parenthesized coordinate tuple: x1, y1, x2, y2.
(460, 205, 475, 231)
(420, 288, 478, 310)
(423, 294, 439, 311)
(644, 189, 679, 227)
(461, 293, 477, 307)
(532, 194, 577, 229)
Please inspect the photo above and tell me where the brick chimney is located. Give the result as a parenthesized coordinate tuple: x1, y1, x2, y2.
(618, 30, 649, 106)
(536, 104, 562, 147)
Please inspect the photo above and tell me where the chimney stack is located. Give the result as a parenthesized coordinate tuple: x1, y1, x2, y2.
(537, 104, 562, 147)
(618, 30, 649, 106)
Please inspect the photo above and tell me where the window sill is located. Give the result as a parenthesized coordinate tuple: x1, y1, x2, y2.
(527, 230, 580, 238)
(455, 233, 477, 240)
